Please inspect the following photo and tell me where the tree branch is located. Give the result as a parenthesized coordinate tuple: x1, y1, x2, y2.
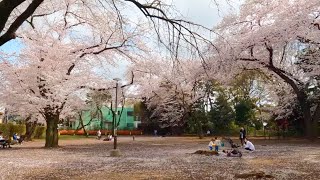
(0, 0, 44, 46)
(0, 0, 25, 33)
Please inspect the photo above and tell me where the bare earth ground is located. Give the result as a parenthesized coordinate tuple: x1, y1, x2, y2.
(0, 136, 319, 180)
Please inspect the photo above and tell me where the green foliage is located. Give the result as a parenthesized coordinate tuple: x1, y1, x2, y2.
(0, 123, 26, 137)
(234, 99, 256, 126)
(134, 101, 149, 121)
(252, 119, 263, 130)
(185, 100, 209, 137)
(33, 126, 46, 139)
(187, 108, 208, 135)
(208, 93, 235, 133)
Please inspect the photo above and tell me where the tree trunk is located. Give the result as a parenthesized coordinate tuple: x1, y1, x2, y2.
(98, 108, 103, 130)
(45, 113, 59, 148)
(196, 120, 203, 139)
(311, 103, 320, 139)
(79, 116, 88, 137)
(25, 120, 37, 141)
(298, 97, 317, 140)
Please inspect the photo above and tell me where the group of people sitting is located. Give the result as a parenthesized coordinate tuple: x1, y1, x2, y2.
(0, 132, 23, 148)
(96, 130, 113, 141)
(208, 136, 255, 157)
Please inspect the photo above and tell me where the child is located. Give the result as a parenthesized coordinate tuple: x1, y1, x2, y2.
(213, 137, 221, 151)
(208, 139, 214, 151)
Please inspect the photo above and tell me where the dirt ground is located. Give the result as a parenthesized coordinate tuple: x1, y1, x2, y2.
(0, 136, 319, 180)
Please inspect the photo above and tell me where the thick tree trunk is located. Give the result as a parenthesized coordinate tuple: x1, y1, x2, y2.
(45, 113, 59, 148)
(299, 98, 318, 140)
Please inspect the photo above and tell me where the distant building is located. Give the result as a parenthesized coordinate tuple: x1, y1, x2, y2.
(71, 107, 141, 130)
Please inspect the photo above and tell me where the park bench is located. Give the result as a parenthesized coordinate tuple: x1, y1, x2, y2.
(0, 135, 24, 148)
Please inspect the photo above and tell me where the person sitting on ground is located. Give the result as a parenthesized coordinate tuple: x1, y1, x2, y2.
(13, 133, 20, 144)
(97, 130, 102, 140)
(244, 138, 255, 151)
(0, 132, 5, 143)
(108, 134, 113, 141)
(222, 149, 242, 157)
(208, 138, 214, 151)
(213, 137, 221, 152)
(103, 133, 113, 141)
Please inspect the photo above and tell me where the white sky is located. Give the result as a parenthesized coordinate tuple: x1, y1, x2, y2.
(170, 0, 241, 28)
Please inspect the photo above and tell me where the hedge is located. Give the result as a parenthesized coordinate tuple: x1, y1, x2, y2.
(0, 123, 46, 139)
(33, 126, 46, 139)
(59, 129, 143, 136)
(0, 123, 25, 138)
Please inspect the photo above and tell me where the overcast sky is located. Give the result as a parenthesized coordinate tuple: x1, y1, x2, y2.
(170, 0, 241, 28)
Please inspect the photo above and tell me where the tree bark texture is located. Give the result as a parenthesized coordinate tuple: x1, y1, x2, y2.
(45, 113, 59, 148)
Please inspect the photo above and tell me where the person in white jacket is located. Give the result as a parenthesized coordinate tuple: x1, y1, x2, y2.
(244, 139, 255, 151)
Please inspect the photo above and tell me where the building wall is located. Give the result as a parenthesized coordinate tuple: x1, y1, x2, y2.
(72, 107, 138, 130)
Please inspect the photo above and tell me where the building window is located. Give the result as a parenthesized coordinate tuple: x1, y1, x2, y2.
(127, 111, 133, 116)
(127, 123, 134, 127)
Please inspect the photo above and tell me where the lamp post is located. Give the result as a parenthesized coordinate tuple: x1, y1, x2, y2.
(263, 122, 268, 139)
(113, 78, 120, 149)
(111, 78, 121, 157)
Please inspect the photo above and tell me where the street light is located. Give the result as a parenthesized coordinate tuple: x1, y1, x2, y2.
(111, 78, 121, 157)
(263, 122, 268, 139)
(110, 74, 133, 157)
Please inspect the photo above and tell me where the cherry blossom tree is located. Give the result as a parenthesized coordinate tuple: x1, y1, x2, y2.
(0, 31, 112, 147)
(3, 99, 42, 141)
(0, 0, 148, 147)
(0, 0, 213, 56)
(214, 0, 320, 139)
(129, 57, 207, 129)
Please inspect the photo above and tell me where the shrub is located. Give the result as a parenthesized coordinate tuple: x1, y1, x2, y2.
(0, 123, 26, 138)
(33, 126, 46, 139)
(12, 124, 26, 136)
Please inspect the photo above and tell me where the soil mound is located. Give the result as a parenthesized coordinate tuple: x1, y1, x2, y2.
(234, 171, 274, 179)
(193, 150, 219, 156)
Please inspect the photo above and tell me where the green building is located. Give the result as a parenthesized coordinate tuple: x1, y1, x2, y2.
(71, 107, 140, 130)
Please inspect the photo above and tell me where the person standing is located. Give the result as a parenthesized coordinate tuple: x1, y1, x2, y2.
(239, 128, 244, 146)
(243, 127, 247, 140)
(97, 130, 102, 140)
(208, 138, 214, 151)
(213, 137, 221, 152)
